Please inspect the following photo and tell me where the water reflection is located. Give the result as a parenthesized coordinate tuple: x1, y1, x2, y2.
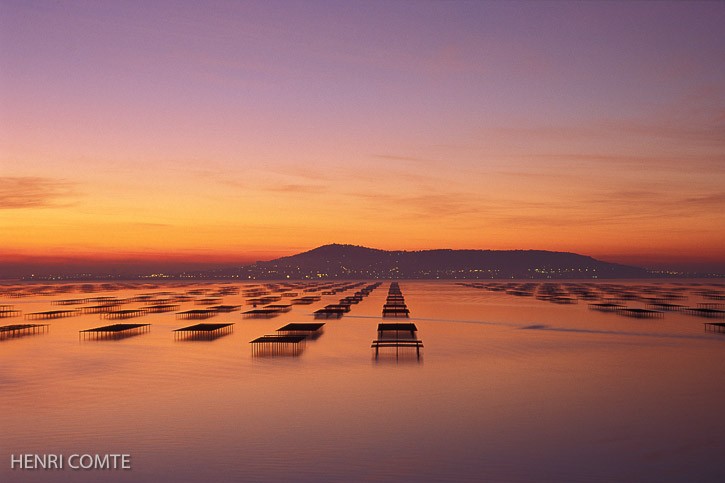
(174, 331, 233, 342)
(704, 322, 725, 333)
(276, 322, 325, 340)
(251, 344, 305, 357)
(3, 280, 725, 483)
(372, 348, 423, 364)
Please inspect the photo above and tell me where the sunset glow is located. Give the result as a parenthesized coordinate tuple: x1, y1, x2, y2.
(2, 1, 724, 274)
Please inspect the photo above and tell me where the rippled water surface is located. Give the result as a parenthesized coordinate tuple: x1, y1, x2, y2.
(2, 280, 725, 482)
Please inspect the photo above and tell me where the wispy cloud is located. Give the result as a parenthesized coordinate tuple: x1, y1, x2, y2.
(342, 189, 486, 223)
(262, 183, 327, 194)
(682, 192, 725, 206)
(491, 188, 725, 230)
(482, 88, 725, 168)
(497, 152, 724, 166)
(0, 177, 78, 209)
(339, 182, 725, 232)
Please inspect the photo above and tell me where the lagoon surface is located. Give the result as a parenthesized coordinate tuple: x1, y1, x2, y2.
(2, 280, 725, 482)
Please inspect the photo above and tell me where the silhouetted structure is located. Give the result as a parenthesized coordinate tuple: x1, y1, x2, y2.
(376, 323, 418, 339)
(646, 302, 684, 311)
(102, 309, 148, 319)
(0, 307, 21, 318)
(176, 309, 217, 320)
(324, 304, 351, 313)
(81, 303, 123, 314)
(371, 338, 423, 357)
(208, 243, 653, 280)
(372, 314, 423, 359)
(684, 306, 725, 318)
(0, 323, 48, 340)
(276, 323, 324, 338)
(52, 298, 85, 305)
(243, 308, 281, 319)
(25, 309, 79, 320)
(250, 335, 306, 356)
(314, 308, 345, 319)
(588, 302, 625, 312)
(616, 308, 664, 319)
(80, 323, 150, 340)
(291, 296, 319, 305)
(146, 304, 180, 313)
(383, 282, 410, 317)
(264, 304, 292, 313)
(174, 322, 234, 340)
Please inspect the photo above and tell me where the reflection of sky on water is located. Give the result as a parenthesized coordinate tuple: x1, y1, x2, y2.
(1, 281, 725, 482)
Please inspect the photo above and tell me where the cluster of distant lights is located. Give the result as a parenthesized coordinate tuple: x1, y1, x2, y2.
(19, 266, 721, 281)
(649, 270, 686, 275)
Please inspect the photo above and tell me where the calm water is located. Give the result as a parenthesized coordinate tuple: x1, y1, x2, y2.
(1, 280, 725, 482)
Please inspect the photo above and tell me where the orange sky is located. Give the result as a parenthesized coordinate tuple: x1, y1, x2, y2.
(1, 2, 724, 273)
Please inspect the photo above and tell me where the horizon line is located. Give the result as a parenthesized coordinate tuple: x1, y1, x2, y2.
(2, 243, 725, 279)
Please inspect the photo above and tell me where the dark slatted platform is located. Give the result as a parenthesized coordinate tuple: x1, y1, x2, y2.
(0, 323, 49, 340)
(176, 309, 217, 320)
(314, 308, 345, 319)
(250, 334, 306, 357)
(102, 309, 148, 319)
(81, 303, 123, 314)
(374, 287, 420, 358)
(264, 304, 292, 312)
(52, 298, 85, 305)
(588, 302, 624, 311)
(371, 339, 424, 357)
(377, 323, 418, 338)
(174, 322, 234, 340)
(616, 308, 664, 319)
(685, 307, 725, 318)
(277, 323, 325, 333)
(382, 307, 410, 318)
(146, 304, 180, 313)
(80, 323, 150, 340)
(324, 304, 351, 312)
(276, 323, 325, 338)
(378, 323, 418, 331)
(290, 296, 321, 305)
(646, 302, 684, 311)
(243, 308, 281, 319)
(25, 309, 79, 320)
(372, 339, 424, 348)
(250, 335, 307, 344)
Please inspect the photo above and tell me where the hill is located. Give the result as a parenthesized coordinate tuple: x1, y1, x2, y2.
(207, 244, 650, 279)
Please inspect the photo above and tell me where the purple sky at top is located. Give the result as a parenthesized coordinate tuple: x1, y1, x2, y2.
(1, 0, 724, 275)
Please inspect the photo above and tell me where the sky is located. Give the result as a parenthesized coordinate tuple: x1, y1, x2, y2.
(1, 0, 724, 275)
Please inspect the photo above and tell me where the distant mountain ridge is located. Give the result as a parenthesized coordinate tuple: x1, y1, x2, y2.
(19, 244, 719, 281)
(210, 243, 650, 279)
